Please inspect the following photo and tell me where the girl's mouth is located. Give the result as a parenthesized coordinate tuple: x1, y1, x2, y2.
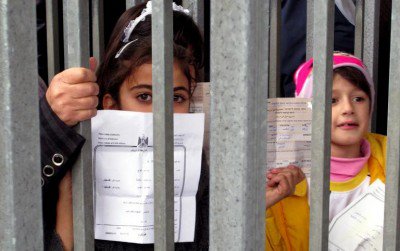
(338, 122, 359, 130)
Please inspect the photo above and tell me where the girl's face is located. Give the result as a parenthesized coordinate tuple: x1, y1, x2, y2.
(331, 74, 370, 158)
(103, 61, 191, 113)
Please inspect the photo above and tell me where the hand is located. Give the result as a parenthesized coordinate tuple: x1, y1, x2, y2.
(46, 57, 99, 126)
(265, 165, 305, 209)
(56, 170, 73, 250)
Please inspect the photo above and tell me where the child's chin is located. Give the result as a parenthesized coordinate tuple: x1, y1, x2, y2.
(332, 136, 363, 146)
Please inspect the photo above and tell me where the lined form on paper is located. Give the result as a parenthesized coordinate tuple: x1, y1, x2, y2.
(266, 98, 312, 177)
(92, 110, 204, 244)
(328, 180, 385, 251)
(191, 92, 312, 176)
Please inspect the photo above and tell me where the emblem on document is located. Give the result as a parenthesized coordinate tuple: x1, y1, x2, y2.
(137, 135, 149, 148)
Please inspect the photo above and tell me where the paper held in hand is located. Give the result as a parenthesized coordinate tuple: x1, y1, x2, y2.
(192, 84, 384, 249)
(92, 110, 204, 244)
(266, 98, 313, 177)
(191, 84, 313, 177)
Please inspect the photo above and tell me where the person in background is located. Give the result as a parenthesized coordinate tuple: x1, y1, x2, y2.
(280, 0, 356, 97)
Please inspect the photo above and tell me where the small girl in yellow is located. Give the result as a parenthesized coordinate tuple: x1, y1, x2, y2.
(266, 52, 387, 250)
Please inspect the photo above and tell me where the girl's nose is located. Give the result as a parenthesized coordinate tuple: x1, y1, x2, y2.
(341, 98, 354, 115)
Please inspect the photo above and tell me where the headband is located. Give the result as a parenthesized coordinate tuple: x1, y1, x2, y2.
(294, 52, 375, 111)
(115, 1, 190, 58)
(122, 1, 190, 43)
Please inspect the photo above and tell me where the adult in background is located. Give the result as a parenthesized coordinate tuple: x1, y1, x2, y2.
(281, 0, 356, 96)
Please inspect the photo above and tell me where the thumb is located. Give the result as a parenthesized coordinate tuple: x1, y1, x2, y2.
(89, 57, 98, 72)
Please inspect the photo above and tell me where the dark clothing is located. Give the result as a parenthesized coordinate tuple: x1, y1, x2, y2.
(39, 78, 86, 189)
(280, 0, 307, 97)
(280, 0, 355, 97)
(39, 78, 85, 250)
(333, 5, 356, 54)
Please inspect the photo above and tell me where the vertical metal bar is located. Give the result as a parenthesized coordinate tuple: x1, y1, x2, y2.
(152, 0, 174, 250)
(268, 0, 281, 98)
(210, 0, 268, 249)
(306, 0, 314, 59)
(92, 0, 105, 62)
(309, 1, 334, 250)
(63, 0, 94, 249)
(46, 0, 61, 80)
(354, 0, 365, 58)
(126, 0, 145, 10)
(362, 0, 380, 81)
(383, 1, 400, 249)
(363, 0, 380, 132)
(0, 0, 43, 249)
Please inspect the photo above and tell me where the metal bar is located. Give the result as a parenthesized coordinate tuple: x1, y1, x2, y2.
(210, 0, 268, 249)
(0, 0, 43, 249)
(126, 0, 145, 10)
(306, 0, 314, 60)
(152, 0, 174, 250)
(309, 1, 334, 250)
(268, 0, 281, 98)
(383, 0, 400, 249)
(354, 0, 365, 58)
(363, 0, 380, 132)
(92, 0, 105, 62)
(46, 0, 61, 80)
(63, 0, 94, 249)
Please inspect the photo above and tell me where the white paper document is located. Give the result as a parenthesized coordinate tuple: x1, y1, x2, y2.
(266, 98, 312, 176)
(328, 180, 385, 251)
(92, 110, 204, 244)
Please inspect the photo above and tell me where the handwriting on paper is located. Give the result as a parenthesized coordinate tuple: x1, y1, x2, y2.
(267, 98, 312, 176)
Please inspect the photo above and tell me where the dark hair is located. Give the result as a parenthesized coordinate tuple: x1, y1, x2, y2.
(333, 66, 372, 109)
(96, 1, 204, 109)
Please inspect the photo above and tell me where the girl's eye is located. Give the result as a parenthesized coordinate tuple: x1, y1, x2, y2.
(174, 95, 187, 103)
(353, 96, 365, 102)
(137, 93, 152, 102)
(332, 98, 338, 104)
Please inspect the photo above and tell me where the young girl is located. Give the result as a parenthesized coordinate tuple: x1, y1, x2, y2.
(54, 2, 208, 250)
(265, 52, 387, 250)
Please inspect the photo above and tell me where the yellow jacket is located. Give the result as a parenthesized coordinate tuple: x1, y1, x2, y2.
(265, 133, 387, 250)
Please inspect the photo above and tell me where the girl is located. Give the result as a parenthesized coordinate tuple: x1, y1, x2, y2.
(55, 1, 208, 250)
(265, 52, 387, 250)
